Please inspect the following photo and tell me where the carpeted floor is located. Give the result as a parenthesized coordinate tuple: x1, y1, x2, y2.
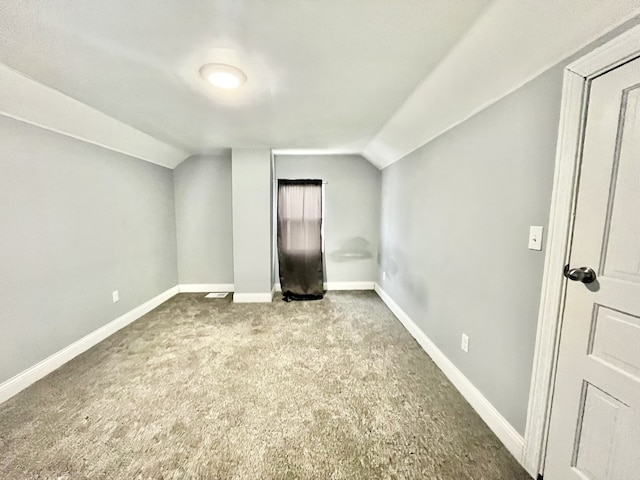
(0, 292, 530, 479)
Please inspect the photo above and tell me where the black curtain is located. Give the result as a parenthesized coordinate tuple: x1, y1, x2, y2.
(277, 179, 324, 301)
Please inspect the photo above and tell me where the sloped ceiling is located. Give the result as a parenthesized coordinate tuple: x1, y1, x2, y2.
(1, 1, 639, 169)
(0, 0, 489, 166)
(363, 0, 640, 168)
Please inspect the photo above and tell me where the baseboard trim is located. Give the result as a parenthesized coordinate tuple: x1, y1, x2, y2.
(325, 281, 375, 290)
(0, 285, 179, 405)
(233, 292, 273, 303)
(179, 283, 234, 293)
(374, 283, 525, 464)
(273, 281, 375, 292)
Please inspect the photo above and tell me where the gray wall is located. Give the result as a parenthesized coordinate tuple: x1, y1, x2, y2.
(174, 155, 234, 285)
(231, 148, 273, 295)
(276, 154, 381, 284)
(0, 116, 178, 384)
(378, 65, 564, 435)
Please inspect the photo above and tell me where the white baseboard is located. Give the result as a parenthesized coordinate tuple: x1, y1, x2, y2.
(325, 281, 375, 290)
(233, 292, 273, 303)
(374, 283, 525, 464)
(273, 281, 375, 292)
(179, 283, 234, 293)
(0, 285, 179, 405)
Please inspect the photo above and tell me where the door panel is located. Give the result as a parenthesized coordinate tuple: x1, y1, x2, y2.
(574, 383, 628, 480)
(545, 56, 640, 480)
(601, 86, 640, 283)
(590, 306, 640, 380)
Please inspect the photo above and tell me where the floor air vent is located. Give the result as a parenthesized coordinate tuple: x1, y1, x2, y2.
(204, 292, 229, 299)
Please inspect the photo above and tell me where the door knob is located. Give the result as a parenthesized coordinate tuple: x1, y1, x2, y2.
(563, 264, 596, 284)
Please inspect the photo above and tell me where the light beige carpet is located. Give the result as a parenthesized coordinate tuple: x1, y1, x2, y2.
(0, 292, 530, 479)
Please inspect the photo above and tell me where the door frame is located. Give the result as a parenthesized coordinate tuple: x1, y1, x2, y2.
(522, 23, 640, 477)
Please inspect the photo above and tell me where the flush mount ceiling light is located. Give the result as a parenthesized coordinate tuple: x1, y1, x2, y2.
(199, 63, 247, 89)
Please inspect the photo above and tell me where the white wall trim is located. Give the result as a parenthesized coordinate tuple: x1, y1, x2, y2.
(179, 283, 234, 293)
(0, 285, 179, 405)
(325, 281, 375, 291)
(273, 281, 375, 292)
(568, 21, 640, 78)
(233, 292, 273, 303)
(374, 283, 525, 464)
(521, 70, 586, 478)
(522, 22, 640, 478)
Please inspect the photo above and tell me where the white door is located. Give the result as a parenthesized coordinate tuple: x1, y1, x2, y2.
(544, 56, 640, 479)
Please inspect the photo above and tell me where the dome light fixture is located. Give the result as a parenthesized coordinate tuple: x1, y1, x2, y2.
(199, 63, 247, 89)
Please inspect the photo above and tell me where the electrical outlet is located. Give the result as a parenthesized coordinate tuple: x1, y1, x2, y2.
(112, 290, 119, 303)
(461, 334, 469, 353)
(382, 271, 387, 281)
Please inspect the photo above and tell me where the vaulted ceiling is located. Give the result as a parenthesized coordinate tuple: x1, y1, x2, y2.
(1, 1, 639, 169)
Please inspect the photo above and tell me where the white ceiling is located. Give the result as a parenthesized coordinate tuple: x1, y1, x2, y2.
(0, 0, 489, 157)
(1, 1, 639, 169)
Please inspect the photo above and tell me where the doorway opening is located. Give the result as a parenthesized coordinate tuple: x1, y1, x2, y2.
(276, 179, 325, 301)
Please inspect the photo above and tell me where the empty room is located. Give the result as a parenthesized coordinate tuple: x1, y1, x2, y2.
(1, 1, 640, 479)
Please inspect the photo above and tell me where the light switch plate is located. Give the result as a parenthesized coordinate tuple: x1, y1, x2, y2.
(528, 226, 543, 251)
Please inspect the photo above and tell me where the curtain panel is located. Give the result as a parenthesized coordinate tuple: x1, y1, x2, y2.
(277, 179, 324, 301)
